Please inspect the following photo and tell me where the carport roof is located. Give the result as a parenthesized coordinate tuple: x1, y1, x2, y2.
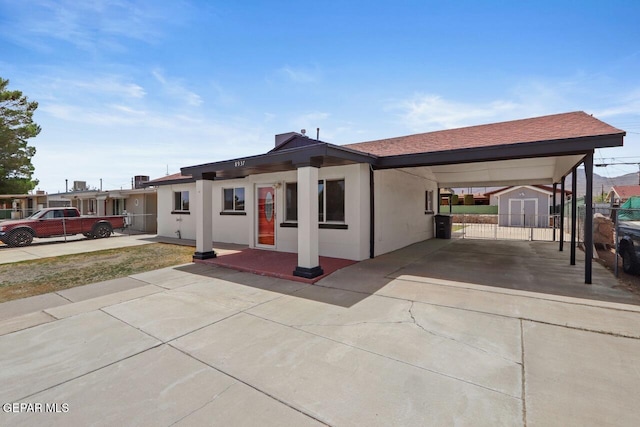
(344, 111, 623, 156)
(181, 111, 624, 184)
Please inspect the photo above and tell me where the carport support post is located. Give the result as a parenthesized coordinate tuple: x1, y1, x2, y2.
(294, 165, 324, 279)
(552, 183, 557, 241)
(584, 152, 594, 284)
(559, 176, 565, 251)
(193, 178, 216, 260)
(570, 166, 578, 265)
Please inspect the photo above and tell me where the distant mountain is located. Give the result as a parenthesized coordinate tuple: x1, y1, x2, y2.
(453, 171, 639, 198)
(572, 170, 638, 197)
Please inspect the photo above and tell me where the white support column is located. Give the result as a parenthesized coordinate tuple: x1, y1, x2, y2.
(194, 178, 216, 260)
(294, 165, 323, 278)
(96, 196, 107, 216)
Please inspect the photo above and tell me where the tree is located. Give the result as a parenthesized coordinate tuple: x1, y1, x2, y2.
(0, 77, 40, 194)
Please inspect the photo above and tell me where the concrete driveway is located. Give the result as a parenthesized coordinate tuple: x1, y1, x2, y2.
(1, 239, 640, 426)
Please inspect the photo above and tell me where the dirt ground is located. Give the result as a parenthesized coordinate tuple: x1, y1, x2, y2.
(594, 245, 640, 296)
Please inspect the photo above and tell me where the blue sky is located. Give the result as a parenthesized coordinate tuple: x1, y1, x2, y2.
(1, 0, 639, 193)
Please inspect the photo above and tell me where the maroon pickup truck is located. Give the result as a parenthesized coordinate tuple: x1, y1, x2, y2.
(0, 207, 126, 247)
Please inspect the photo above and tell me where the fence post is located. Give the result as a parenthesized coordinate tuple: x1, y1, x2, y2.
(62, 217, 67, 242)
(462, 214, 466, 239)
(614, 219, 619, 277)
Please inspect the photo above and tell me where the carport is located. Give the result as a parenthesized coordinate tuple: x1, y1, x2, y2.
(346, 111, 626, 284)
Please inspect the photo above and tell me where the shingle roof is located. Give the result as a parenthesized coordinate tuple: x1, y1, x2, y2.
(611, 185, 640, 200)
(344, 111, 624, 157)
(145, 172, 193, 186)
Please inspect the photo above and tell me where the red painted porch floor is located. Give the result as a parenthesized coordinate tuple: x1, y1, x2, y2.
(194, 248, 357, 284)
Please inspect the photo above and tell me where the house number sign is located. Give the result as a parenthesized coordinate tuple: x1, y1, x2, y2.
(234, 160, 245, 167)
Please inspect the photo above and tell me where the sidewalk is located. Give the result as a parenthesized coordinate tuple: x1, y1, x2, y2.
(0, 233, 156, 264)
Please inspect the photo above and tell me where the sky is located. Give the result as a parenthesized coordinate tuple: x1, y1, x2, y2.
(1, 0, 639, 194)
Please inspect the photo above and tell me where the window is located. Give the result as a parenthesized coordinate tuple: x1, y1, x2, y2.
(113, 199, 126, 215)
(425, 190, 434, 213)
(174, 191, 189, 212)
(284, 179, 345, 223)
(223, 187, 245, 211)
(285, 183, 298, 221)
(319, 179, 345, 222)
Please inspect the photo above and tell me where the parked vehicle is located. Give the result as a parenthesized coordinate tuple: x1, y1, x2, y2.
(0, 207, 126, 247)
(616, 221, 640, 274)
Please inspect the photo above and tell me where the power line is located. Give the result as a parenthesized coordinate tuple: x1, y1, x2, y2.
(594, 162, 640, 185)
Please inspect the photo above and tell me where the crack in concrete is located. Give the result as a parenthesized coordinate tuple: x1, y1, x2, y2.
(249, 311, 522, 400)
(408, 301, 522, 365)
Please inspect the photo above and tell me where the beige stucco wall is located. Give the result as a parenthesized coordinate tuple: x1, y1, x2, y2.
(157, 183, 197, 240)
(155, 163, 371, 261)
(157, 164, 438, 261)
(374, 167, 437, 256)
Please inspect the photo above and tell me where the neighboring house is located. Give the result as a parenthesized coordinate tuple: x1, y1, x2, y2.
(48, 177, 158, 233)
(145, 173, 196, 240)
(607, 185, 640, 207)
(0, 191, 48, 219)
(487, 185, 572, 227)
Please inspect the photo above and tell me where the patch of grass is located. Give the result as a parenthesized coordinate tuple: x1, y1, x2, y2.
(0, 243, 194, 303)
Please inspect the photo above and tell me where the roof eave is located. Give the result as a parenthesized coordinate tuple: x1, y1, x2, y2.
(181, 143, 377, 180)
(375, 133, 624, 169)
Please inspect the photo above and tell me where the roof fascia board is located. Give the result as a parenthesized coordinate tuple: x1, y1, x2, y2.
(439, 178, 554, 188)
(375, 134, 623, 169)
(144, 178, 196, 187)
(182, 143, 377, 179)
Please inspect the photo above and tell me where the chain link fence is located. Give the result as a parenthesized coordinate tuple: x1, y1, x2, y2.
(0, 212, 156, 247)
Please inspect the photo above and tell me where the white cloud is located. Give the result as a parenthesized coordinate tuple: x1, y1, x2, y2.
(279, 66, 321, 84)
(395, 94, 520, 131)
(0, 0, 185, 52)
(152, 69, 203, 107)
(593, 89, 640, 118)
(75, 77, 146, 99)
(391, 77, 602, 132)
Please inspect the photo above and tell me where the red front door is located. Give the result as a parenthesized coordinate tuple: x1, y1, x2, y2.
(257, 186, 275, 246)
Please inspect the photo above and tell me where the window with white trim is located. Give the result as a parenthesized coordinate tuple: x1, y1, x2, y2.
(284, 179, 345, 223)
(319, 179, 345, 222)
(223, 187, 245, 211)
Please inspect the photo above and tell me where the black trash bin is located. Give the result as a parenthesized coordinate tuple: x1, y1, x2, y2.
(434, 214, 452, 239)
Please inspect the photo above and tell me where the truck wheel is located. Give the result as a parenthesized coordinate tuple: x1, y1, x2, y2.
(9, 229, 34, 247)
(622, 248, 637, 274)
(93, 224, 112, 239)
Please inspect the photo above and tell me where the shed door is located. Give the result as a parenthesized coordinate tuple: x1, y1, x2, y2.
(509, 200, 523, 226)
(509, 198, 538, 227)
(523, 199, 537, 227)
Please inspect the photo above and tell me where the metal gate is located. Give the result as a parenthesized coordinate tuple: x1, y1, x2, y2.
(451, 214, 558, 241)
